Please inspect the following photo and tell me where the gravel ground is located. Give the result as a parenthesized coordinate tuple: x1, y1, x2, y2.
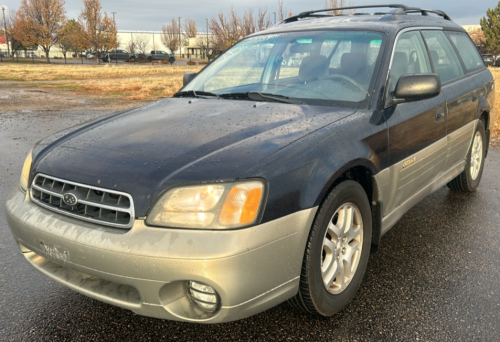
(1, 89, 499, 341)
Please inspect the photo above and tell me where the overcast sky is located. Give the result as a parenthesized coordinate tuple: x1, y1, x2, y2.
(0, 0, 494, 31)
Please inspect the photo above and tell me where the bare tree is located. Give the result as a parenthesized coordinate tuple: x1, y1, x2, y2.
(209, 9, 241, 53)
(127, 37, 137, 54)
(241, 9, 255, 37)
(208, 7, 272, 54)
(13, 0, 66, 62)
(183, 18, 197, 44)
(466, 27, 486, 51)
(161, 19, 180, 53)
(135, 34, 149, 54)
(78, 0, 117, 64)
(1, 6, 16, 56)
(241, 8, 272, 36)
(277, 0, 286, 22)
(256, 8, 272, 31)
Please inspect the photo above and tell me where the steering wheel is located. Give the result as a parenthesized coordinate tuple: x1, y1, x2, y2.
(324, 74, 365, 93)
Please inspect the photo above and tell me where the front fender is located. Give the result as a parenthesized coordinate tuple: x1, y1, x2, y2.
(255, 110, 388, 223)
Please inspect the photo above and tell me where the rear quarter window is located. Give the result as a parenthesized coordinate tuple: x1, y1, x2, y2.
(447, 32, 485, 72)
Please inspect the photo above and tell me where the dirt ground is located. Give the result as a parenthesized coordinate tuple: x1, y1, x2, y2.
(0, 81, 146, 113)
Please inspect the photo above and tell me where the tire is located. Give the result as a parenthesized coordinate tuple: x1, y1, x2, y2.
(147, 56, 153, 62)
(169, 57, 175, 64)
(289, 180, 372, 316)
(447, 120, 486, 192)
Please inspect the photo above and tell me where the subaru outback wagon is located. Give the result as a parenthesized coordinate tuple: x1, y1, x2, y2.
(6, 4, 495, 323)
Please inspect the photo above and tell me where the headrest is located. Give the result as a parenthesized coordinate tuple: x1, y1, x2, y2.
(393, 52, 408, 68)
(430, 50, 439, 64)
(298, 55, 329, 82)
(341, 53, 367, 75)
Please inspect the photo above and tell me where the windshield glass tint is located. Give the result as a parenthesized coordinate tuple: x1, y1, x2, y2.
(183, 31, 385, 107)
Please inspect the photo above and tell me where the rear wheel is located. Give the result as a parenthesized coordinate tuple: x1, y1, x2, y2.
(447, 120, 486, 192)
(289, 180, 372, 316)
(147, 56, 153, 62)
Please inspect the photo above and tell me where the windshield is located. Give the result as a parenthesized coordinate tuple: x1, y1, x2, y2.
(182, 30, 386, 107)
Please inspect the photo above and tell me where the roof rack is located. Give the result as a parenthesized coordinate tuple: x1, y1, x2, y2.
(283, 4, 452, 23)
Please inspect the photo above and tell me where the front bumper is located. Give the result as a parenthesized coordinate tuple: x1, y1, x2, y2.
(5, 188, 316, 323)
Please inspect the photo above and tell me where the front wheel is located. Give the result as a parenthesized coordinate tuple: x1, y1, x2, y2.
(447, 120, 486, 192)
(289, 180, 372, 316)
(169, 57, 175, 64)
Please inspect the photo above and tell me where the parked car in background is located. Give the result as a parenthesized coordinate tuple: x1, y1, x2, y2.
(101, 49, 133, 62)
(482, 54, 494, 67)
(146, 50, 175, 64)
(0, 51, 8, 57)
(6, 4, 494, 324)
(25, 51, 37, 58)
(86, 52, 96, 59)
(131, 53, 146, 61)
(495, 56, 500, 67)
(72, 52, 88, 58)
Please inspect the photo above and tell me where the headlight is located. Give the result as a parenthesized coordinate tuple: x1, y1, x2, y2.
(19, 149, 33, 192)
(146, 180, 266, 229)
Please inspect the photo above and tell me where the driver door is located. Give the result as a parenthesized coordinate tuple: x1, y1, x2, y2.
(383, 30, 448, 216)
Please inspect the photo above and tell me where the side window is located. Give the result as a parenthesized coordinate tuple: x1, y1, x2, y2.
(422, 30, 464, 83)
(390, 31, 432, 92)
(447, 32, 484, 72)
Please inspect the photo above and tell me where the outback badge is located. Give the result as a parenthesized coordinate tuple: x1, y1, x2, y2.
(402, 156, 417, 169)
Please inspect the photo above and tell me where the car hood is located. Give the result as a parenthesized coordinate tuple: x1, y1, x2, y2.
(32, 98, 356, 216)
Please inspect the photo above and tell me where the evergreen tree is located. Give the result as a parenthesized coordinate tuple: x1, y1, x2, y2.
(480, 1, 500, 54)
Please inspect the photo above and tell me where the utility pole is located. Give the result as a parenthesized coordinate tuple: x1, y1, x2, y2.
(178, 17, 181, 57)
(206, 18, 209, 61)
(273, 12, 276, 25)
(1, 7, 10, 57)
(112, 12, 117, 65)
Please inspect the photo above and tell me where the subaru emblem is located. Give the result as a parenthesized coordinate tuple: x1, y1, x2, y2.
(63, 193, 78, 206)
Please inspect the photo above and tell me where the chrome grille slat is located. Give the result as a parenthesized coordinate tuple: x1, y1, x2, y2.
(30, 174, 134, 229)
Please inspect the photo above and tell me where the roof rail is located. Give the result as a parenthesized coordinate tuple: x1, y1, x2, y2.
(283, 4, 452, 23)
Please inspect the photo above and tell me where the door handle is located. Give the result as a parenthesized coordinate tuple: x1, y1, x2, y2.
(436, 107, 445, 122)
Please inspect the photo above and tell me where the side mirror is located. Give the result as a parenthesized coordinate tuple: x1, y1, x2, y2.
(183, 72, 197, 86)
(392, 74, 441, 105)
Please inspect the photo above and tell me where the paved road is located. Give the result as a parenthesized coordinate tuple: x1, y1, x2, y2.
(1, 110, 499, 341)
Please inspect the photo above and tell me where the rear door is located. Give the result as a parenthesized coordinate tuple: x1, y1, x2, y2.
(422, 30, 483, 172)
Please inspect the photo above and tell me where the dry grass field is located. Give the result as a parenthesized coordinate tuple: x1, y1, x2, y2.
(489, 68, 500, 138)
(0, 63, 202, 101)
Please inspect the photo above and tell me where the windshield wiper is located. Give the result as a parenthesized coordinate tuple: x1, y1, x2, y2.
(248, 92, 304, 104)
(219, 92, 304, 104)
(174, 90, 219, 99)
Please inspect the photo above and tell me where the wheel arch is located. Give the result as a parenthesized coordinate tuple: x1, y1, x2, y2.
(312, 159, 382, 252)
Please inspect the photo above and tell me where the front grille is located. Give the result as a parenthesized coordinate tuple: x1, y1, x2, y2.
(30, 174, 134, 229)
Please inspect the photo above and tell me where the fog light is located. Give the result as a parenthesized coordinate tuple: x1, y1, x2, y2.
(187, 281, 220, 312)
